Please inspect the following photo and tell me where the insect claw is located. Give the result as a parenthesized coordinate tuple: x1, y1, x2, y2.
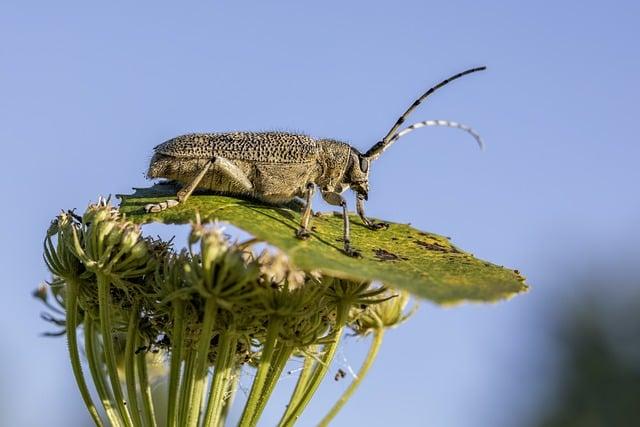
(295, 229, 311, 240)
(368, 222, 389, 231)
(343, 244, 362, 258)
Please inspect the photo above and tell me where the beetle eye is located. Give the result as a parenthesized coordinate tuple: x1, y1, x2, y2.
(359, 157, 369, 173)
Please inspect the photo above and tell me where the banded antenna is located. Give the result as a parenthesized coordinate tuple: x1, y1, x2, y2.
(390, 119, 484, 150)
(365, 66, 486, 160)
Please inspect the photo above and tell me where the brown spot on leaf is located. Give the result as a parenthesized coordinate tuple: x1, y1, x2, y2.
(373, 248, 404, 261)
(415, 240, 461, 253)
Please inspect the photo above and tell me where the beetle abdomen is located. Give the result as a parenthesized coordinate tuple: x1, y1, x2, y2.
(154, 132, 319, 163)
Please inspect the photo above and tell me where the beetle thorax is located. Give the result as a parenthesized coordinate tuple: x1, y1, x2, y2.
(316, 139, 353, 192)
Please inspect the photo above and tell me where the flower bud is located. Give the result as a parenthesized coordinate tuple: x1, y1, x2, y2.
(120, 224, 142, 252)
(101, 221, 121, 247)
(350, 289, 416, 336)
(128, 240, 149, 261)
(200, 228, 228, 270)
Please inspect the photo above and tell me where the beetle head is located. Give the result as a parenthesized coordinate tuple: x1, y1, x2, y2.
(345, 150, 370, 200)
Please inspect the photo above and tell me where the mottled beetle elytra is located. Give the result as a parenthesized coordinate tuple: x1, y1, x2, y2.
(146, 67, 486, 256)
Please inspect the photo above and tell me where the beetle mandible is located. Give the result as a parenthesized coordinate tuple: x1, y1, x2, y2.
(145, 67, 486, 257)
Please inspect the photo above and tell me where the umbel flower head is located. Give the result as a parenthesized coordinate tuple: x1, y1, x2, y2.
(38, 199, 412, 427)
(43, 210, 85, 282)
(70, 198, 156, 281)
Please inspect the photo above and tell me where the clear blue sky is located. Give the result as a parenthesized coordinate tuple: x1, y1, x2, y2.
(1, 1, 639, 426)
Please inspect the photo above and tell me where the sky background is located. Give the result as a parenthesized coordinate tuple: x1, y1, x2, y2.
(1, 1, 639, 426)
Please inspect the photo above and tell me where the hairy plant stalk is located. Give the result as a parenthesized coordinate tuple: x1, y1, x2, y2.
(96, 272, 134, 426)
(280, 303, 350, 426)
(136, 344, 158, 427)
(187, 298, 218, 427)
(318, 327, 384, 426)
(251, 344, 294, 425)
(66, 281, 104, 426)
(85, 315, 123, 427)
(124, 301, 143, 427)
(167, 301, 186, 427)
(202, 333, 236, 426)
(178, 349, 197, 424)
(238, 317, 283, 427)
(279, 351, 316, 425)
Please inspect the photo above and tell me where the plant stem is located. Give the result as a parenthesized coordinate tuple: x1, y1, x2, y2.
(66, 280, 104, 426)
(238, 317, 283, 427)
(202, 333, 236, 426)
(280, 303, 349, 426)
(178, 348, 197, 425)
(124, 301, 143, 427)
(167, 301, 186, 427)
(97, 272, 134, 426)
(251, 344, 293, 425)
(137, 342, 158, 427)
(85, 315, 123, 427)
(318, 328, 384, 426)
(278, 351, 316, 425)
(187, 298, 218, 427)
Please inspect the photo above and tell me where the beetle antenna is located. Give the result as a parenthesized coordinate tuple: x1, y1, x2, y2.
(390, 119, 484, 150)
(365, 66, 486, 159)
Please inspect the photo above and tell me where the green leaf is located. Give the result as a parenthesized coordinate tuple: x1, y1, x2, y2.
(118, 184, 527, 305)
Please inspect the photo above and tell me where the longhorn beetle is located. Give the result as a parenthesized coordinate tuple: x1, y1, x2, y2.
(146, 67, 486, 256)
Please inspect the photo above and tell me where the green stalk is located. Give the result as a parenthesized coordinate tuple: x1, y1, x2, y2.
(238, 317, 283, 427)
(97, 272, 134, 426)
(85, 315, 123, 427)
(278, 352, 316, 425)
(280, 303, 349, 426)
(167, 301, 186, 427)
(187, 298, 218, 427)
(66, 280, 104, 426)
(124, 301, 143, 427)
(178, 348, 197, 424)
(202, 333, 236, 426)
(251, 344, 293, 425)
(137, 343, 158, 427)
(318, 328, 384, 426)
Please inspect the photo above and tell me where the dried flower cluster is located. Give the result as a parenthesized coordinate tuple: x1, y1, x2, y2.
(39, 199, 414, 427)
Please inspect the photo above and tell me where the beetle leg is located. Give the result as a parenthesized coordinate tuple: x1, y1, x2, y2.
(296, 183, 315, 239)
(356, 194, 389, 230)
(145, 157, 254, 214)
(211, 157, 253, 192)
(145, 160, 214, 213)
(176, 160, 214, 202)
(321, 190, 360, 257)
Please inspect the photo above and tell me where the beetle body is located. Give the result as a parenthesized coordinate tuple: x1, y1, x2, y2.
(145, 67, 486, 256)
(148, 132, 367, 204)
